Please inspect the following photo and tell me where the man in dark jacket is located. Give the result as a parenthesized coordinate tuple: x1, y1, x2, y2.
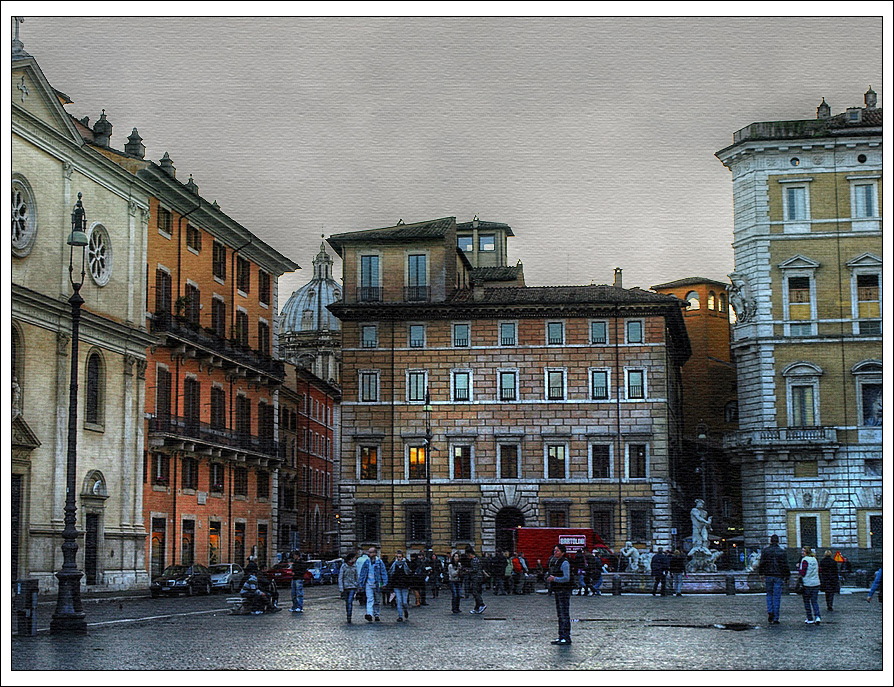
(651, 548, 669, 597)
(547, 544, 572, 645)
(465, 545, 486, 614)
(290, 552, 308, 613)
(758, 534, 791, 624)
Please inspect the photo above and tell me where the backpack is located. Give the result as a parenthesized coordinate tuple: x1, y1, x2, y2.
(512, 557, 523, 573)
(505, 560, 514, 577)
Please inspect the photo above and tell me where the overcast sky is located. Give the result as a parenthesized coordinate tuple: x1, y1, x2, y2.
(12, 13, 885, 304)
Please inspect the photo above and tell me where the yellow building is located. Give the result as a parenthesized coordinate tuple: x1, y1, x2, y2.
(716, 90, 882, 566)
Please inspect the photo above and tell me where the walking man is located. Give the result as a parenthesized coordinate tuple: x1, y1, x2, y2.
(651, 547, 669, 597)
(289, 552, 308, 613)
(758, 534, 791, 624)
(358, 546, 388, 622)
(465, 545, 487, 614)
(546, 544, 572, 645)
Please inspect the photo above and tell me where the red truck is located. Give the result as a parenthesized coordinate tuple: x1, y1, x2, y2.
(511, 527, 617, 573)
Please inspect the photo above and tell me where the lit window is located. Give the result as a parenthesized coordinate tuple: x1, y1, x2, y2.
(685, 291, 700, 310)
(546, 444, 567, 479)
(360, 446, 378, 480)
(409, 446, 427, 480)
(707, 291, 716, 310)
(452, 445, 472, 480)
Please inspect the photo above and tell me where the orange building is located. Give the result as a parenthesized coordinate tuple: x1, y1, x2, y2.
(93, 137, 298, 575)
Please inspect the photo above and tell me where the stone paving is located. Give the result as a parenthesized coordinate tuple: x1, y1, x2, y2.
(8, 586, 885, 672)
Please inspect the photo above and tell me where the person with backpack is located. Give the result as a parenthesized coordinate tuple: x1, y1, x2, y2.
(389, 550, 412, 622)
(511, 551, 527, 594)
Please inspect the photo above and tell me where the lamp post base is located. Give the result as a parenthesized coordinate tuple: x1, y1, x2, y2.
(50, 568, 87, 635)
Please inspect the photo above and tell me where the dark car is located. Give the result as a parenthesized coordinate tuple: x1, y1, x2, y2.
(322, 559, 342, 585)
(265, 561, 295, 587)
(150, 564, 213, 597)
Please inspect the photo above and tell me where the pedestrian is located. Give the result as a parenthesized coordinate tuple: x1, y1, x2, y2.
(866, 567, 882, 603)
(573, 549, 587, 596)
(389, 550, 412, 622)
(587, 549, 603, 596)
(338, 552, 359, 623)
(670, 547, 687, 596)
(409, 553, 428, 606)
(447, 551, 463, 614)
(358, 546, 388, 622)
(289, 552, 308, 613)
(517, 552, 530, 594)
(546, 544, 572, 645)
(758, 534, 791, 625)
(465, 544, 487, 614)
(798, 546, 822, 624)
(459, 548, 472, 598)
(428, 551, 442, 599)
(511, 551, 526, 594)
(651, 547, 669, 597)
(818, 550, 840, 613)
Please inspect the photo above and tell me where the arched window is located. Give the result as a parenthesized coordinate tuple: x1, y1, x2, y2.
(719, 292, 727, 312)
(685, 291, 700, 310)
(85, 351, 104, 425)
(708, 291, 716, 310)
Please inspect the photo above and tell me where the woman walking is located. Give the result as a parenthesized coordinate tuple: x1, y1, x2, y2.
(338, 552, 360, 624)
(389, 550, 412, 622)
(447, 551, 463, 614)
(798, 546, 822, 624)
(818, 550, 840, 613)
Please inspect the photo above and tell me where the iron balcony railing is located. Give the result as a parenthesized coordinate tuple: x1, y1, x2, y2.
(151, 311, 285, 381)
(404, 285, 430, 302)
(149, 414, 282, 457)
(358, 286, 382, 302)
(722, 426, 838, 449)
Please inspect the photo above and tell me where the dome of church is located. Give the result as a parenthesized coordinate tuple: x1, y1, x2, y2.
(281, 243, 342, 334)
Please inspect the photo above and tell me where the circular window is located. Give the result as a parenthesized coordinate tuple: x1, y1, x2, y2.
(858, 154, 867, 164)
(87, 223, 112, 286)
(11, 176, 38, 258)
(790, 157, 800, 167)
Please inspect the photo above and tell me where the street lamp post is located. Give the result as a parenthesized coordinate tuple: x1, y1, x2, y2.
(423, 390, 434, 551)
(696, 423, 708, 507)
(50, 193, 90, 635)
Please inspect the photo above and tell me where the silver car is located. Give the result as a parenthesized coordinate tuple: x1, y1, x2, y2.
(209, 563, 244, 593)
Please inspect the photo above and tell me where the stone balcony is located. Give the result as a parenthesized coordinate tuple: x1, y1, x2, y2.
(722, 426, 838, 450)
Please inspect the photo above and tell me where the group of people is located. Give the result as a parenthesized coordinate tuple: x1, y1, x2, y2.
(647, 547, 688, 597)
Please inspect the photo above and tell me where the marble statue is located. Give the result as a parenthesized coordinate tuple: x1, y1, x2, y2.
(620, 541, 640, 573)
(690, 499, 712, 553)
(745, 551, 761, 573)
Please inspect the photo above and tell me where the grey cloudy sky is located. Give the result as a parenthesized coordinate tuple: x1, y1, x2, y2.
(15, 14, 884, 303)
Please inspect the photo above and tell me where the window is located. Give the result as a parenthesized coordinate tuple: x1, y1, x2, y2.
(725, 401, 739, 423)
(85, 352, 104, 426)
(852, 361, 883, 427)
(547, 321, 564, 345)
(156, 367, 172, 420)
(212, 241, 226, 280)
(452, 445, 473, 480)
(183, 377, 201, 432)
(257, 321, 270, 355)
(181, 519, 195, 565)
(236, 256, 251, 293)
(234, 467, 248, 496)
(408, 445, 427, 480)
(359, 446, 378, 480)
(11, 175, 38, 258)
(626, 320, 643, 344)
(590, 320, 608, 344)
(409, 324, 425, 348)
(719, 292, 727, 313)
(406, 254, 428, 301)
(500, 322, 517, 346)
(499, 444, 519, 479)
(359, 371, 379, 403)
(452, 370, 471, 402)
(235, 395, 252, 439)
(868, 514, 882, 549)
(453, 323, 470, 347)
(852, 182, 877, 218)
(186, 224, 202, 252)
(155, 268, 172, 314)
(791, 385, 816, 426)
(591, 369, 609, 400)
(797, 514, 819, 549)
(360, 255, 380, 302)
(499, 370, 518, 401)
(356, 506, 380, 543)
(785, 185, 808, 221)
(361, 324, 378, 348)
(479, 234, 495, 251)
(157, 207, 173, 236)
(258, 271, 271, 305)
(211, 297, 226, 338)
(591, 444, 611, 479)
(153, 454, 170, 486)
(210, 386, 226, 429)
(547, 507, 568, 528)
(457, 236, 473, 252)
(210, 464, 225, 493)
(257, 470, 270, 499)
(452, 507, 474, 541)
(407, 370, 427, 403)
(591, 508, 614, 545)
(856, 273, 881, 333)
(707, 291, 716, 310)
(184, 283, 200, 325)
(407, 508, 429, 542)
(87, 224, 112, 287)
(546, 444, 567, 479)
(628, 507, 650, 541)
(546, 369, 565, 401)
(626, 369, 645, 400)
(627, 444, 647, 479)
(181, 457, 199, 491)
(234, 310, 249, 347)
(685, 291, 700, 310)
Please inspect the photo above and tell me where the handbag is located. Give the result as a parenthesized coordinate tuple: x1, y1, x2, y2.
(794, 577, 804, 595)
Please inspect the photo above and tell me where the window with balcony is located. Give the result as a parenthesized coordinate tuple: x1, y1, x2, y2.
(408, 445, 427, 480)
(500, 321, 517, 346)
(590, 320, 608, 344)
(452, 445, 473, 480)
(547, 369, 565, 401)
(499, 370, 518, 401)
(452, 370, 471, 402)
(236, 256, 251, 293)
(360, 446, 378, 480)
(212, 241, 226, 281)
(184, 283, 200, 325)
(156, 367, 172, 421)
(235, 395, 252, 439)
(361, 324, 378, 348)
(790, 384, 817, 427)
(546, 444, 567, 479)
(626, 320, 643, 344)
(408, 324, 426, 348)
(591, 369, 609, 400)
(360, 254, 381, 302)
(627, 444, 647, 479)
(453, 323, 470, 347)
(498, 443, 519, 479)
(407, 370, 427, 403)
(210, 386, 226, 430)
(626, 369, 645, 400)
(547, 321, 564, 345)
(406, 254, 428, 301)
(184, 377, 201, 432)
(591, 444, 611, 479)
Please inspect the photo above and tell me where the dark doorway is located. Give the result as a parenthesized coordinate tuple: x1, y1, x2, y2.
(11, 475, 22, 583)
(151, 517, 166, 578)
(495, 507, 525, 553)
(85, 513, 100, 585)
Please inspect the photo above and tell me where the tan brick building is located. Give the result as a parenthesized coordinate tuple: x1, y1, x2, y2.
(328, 217, 691, 558)
(716, 90, 882, 566)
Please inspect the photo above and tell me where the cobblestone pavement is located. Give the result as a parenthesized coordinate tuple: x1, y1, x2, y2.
(8, 586, 885, 672)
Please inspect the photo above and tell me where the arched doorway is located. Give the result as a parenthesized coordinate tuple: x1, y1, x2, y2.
(495, 507, 525, 553)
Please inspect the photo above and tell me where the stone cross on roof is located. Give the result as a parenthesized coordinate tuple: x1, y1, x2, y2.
(12, 16, 27, 55)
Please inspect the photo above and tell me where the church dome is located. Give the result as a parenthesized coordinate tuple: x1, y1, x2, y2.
(281, 242, 342, 334)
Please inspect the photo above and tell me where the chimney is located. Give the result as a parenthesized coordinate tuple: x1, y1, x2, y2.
(865, 86, 877, 109)
(817, 98, 831, 120)
(125, 127, 145, 158)
(472, 214, 479, 229)
(613, 267, 623, 288)
(185, 174, 199, 195)
(159, 152, 176, 178)
(92, 109, 112, 147)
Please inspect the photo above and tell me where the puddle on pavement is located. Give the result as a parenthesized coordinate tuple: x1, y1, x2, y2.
(573, 619, 758, 631)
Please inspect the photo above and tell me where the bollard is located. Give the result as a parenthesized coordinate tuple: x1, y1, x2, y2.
(15, 579, 39, 636)
(725, 574, 736, 595)
(612, 574, 622, 596)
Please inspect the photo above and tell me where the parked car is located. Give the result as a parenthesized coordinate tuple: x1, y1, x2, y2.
(150, 564, 213, 597)
(208, 563, 244, 593)
(322, 559, 342, 584)
(306, 559, 324, 585)
(265, 561, 295, 587)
